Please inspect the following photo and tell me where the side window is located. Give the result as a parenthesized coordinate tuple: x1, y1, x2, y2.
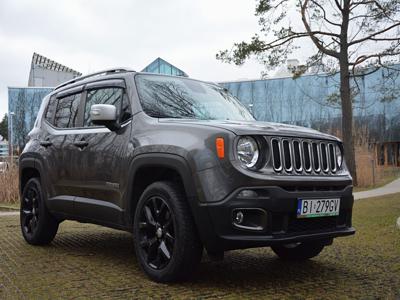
(84, 88, 127, 126)
(54, 93, 82, 128)
(120, 93, 132, 123)
(45, 96, 57, 124)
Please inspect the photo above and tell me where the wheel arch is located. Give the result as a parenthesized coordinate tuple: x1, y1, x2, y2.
(19, 156, 48, 196)
(19, 157, 39, 194)
(125, 153, 198, 226)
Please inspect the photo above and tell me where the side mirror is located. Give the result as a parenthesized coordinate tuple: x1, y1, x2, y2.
(90, 104, 120, 131)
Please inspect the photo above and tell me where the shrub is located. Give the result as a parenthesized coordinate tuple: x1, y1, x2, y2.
(0, 165, 19, 204)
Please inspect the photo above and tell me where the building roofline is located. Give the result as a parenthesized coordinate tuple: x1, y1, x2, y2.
(219, 63, 400, 84)
(31, 52, 82, 76)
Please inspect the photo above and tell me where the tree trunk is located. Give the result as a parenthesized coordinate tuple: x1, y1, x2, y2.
(339, 0, 357, 186)
(339, 61, 358, 186)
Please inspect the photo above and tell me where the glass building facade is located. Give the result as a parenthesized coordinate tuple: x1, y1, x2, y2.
(0, 141, 8, 156)
(7, 61, 400, 152)
(221, 65, 400, 143)
(8, 87, 53, 151)
(141, 57, 188, 77)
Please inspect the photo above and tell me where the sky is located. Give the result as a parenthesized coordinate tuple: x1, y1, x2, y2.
(0, 0, 284, 118)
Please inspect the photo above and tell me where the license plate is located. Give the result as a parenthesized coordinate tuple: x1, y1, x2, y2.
(297, 198, 340, 218)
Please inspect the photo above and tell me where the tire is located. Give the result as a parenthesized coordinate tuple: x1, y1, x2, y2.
(20, 177, 59, 245)
(133, 181, 203, 282)
(271, 241, 325, 261)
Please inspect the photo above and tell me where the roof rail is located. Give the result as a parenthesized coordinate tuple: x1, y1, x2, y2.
(54, 67, 135, 90)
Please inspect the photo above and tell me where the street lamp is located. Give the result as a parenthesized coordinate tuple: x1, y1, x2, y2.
(9, 112, 15, 165)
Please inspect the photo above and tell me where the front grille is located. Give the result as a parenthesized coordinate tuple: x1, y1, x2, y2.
(287, 216, 337, 233)
(270, 138, 339, 175)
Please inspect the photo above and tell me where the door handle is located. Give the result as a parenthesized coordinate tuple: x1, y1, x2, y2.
(39, 140, 53, 147)
(73, 140, 89, 149)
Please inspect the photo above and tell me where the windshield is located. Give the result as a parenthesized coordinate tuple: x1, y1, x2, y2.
(135, 74, 255, 121)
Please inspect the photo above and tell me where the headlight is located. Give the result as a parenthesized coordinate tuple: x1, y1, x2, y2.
(237, 136, 259, 168)
(335, 144, 343, 168)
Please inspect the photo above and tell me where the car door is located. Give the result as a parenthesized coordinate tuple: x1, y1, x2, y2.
(72, 80, 133, 225)
(38, 87, 85, 215)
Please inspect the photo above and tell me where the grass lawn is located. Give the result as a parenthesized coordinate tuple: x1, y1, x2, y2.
(0, 194, 399, 299)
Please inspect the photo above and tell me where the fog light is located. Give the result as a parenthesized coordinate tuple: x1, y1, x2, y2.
(235, 211, 244, 224)
(232, 208, 267, 231)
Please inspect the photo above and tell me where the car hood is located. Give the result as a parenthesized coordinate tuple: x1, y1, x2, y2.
(159, 119, 340, 141)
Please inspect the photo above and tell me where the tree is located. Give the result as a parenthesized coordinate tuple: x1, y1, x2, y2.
(217, 0, 400, 185)
(0, 114, 8, 141)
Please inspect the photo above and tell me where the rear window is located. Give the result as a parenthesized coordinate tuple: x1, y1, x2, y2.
(44, 96, 57, 124)
(53, 93, 82, 128)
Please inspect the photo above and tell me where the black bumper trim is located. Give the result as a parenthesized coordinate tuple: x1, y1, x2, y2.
(219, 227, 355, 250)
(198, 185, 354, 252)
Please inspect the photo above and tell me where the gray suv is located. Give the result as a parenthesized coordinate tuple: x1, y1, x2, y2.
(19, 68, 355, 282)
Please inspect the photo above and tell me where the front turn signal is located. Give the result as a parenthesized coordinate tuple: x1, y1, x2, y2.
(216, 137, 225, 159)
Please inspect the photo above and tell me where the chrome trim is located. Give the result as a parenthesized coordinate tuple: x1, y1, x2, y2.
(232, 208, 267, 231)
(302, 141, 312, 173)
(282, 139, 293, 172)
(320, 142, 329, 173)
(293, 140, 303, 173)
(271, 138, 283, 172)
(270, 137, 339, 175)
(328, 143, 337, 172)
(311, 142, 321, 173)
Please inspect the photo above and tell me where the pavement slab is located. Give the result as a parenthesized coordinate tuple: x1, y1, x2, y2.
(0, 211, 19, 217)
(0, 195, 399, 299)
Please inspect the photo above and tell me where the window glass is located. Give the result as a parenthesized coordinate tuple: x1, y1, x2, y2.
(45, 96, 57, 124)
(54, 93, 81, 128)
(120, 93, 132, 123)
(84, 88, 124, 126)
(135, 75, 254, 121)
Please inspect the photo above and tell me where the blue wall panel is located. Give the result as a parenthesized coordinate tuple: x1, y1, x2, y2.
(8, 87, 53, 150)
(221, 65, 400, 142)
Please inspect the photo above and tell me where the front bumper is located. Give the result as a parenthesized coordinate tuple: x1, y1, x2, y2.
(199, 185, 355, 252)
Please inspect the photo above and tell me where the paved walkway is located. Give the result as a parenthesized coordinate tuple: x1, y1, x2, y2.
(0, 195, 399, 299)
(0, 211, 19, 217)
(354, 177, 400, 200)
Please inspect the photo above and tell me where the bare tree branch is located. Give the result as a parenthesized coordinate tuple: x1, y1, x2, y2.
(349, 21, 400, 46)
(350, 51, 400, 65)
(311, 0, 342, 26)
(334, 0, 343, 11)
(300, 0, 341, 58)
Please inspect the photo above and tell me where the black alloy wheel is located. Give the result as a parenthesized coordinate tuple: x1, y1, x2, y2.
(137, 195, 176, 270)
(21, 182, 41, 237)
(20, 178, 59, 245)
(133, 181, 203, 282)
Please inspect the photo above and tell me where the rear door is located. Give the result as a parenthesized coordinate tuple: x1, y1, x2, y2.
(72, 80, 133, 225)
(39, 87, 84, 215)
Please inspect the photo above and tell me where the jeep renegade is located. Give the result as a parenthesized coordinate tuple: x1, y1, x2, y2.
(19, 68, 355, 282)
